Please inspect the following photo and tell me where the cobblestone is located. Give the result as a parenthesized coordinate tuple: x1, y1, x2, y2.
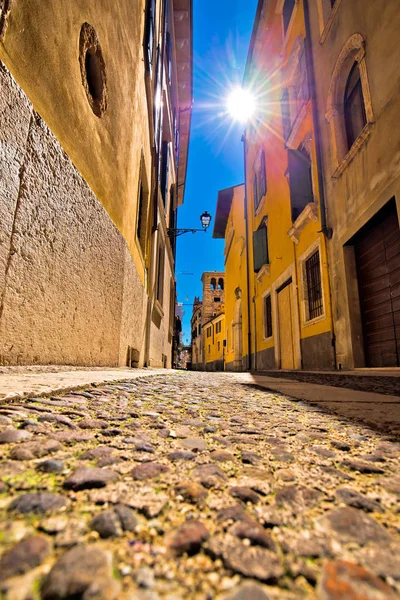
(0, 371, 399, 599)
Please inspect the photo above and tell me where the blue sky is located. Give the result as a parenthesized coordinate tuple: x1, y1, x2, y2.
(176, 0, 258, 344)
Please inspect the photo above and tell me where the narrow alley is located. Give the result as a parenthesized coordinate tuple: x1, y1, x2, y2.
(0, 371, 399, 599)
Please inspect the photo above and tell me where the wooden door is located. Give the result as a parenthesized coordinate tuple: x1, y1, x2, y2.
(355, 204, 400, 367)
(278, 282, 295, 369)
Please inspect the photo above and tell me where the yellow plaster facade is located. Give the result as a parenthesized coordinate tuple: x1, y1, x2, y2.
(213, 185, 249, 371)
(204, 310, 225, 371)
(242, 0, 334, 370)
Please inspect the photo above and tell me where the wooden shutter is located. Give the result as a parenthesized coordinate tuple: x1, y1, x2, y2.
(253, 227, 268, 273)
(287, 149, 313, 221)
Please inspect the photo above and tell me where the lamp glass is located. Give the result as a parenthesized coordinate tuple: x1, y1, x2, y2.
(201, 211, 212, 229)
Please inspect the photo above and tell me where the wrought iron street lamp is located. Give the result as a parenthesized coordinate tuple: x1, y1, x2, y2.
(167, 211, 212, 238)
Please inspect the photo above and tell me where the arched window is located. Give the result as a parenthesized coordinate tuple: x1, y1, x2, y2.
(210, 278, 216, 290)
(326, 34, 374, 176)
(344, 62, 366, 151)
(218, 278, 224, 290)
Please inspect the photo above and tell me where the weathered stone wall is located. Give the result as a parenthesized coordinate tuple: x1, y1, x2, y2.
(0, 65, 146, 366)
(310, 0, 400, 368)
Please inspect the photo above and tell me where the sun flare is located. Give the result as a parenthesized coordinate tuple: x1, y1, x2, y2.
(226, 87, 256, 123)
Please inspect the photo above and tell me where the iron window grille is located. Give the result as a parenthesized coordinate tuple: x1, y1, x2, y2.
(305, 250, 323, 320)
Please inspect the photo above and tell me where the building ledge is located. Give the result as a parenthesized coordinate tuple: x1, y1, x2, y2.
(256, 263, 270, 283)
(288, 202, 319, 244)
(332, 122, 374, 179)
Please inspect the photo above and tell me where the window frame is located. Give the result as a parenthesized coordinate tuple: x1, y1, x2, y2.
(344, 62, 367, 152)
(263, 293, 273, 340)
(298, 241, 326, 326)
(326, 34, 374, 178)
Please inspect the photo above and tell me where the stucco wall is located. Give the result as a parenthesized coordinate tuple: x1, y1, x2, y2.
(301, 332, 334, 370)
(0, 65, 146, 366)
(0, 0, 152, 282)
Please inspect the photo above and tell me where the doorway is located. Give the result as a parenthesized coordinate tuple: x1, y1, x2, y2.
(354, 200, 400, 367)
(277, 279, 295, 369)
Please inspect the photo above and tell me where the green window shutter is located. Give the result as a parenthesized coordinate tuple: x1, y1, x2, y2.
(287, 149, 313, 221)
(253, 227, 268, 273)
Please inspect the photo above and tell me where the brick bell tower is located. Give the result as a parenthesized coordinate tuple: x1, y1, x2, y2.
(201, 272, 225, 326)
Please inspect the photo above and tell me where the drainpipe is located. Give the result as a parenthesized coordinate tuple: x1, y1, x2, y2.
(303, 0, 337, 369)
(242, 133, 252, 371)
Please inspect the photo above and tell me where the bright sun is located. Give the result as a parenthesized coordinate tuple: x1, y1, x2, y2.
(226, 87, 256, 123)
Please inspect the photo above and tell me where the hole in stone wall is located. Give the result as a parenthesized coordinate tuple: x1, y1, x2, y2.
(85, 48, 103, 102)
(79, 23, 108, 118)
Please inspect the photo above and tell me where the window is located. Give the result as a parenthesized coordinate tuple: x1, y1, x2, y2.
(166, 31, 172, 85)
(160, 141, 170, 207)
(216, 321, 222, 334)
(326, 34, 374, 174)
(344, 62, 367, 152)
(294, 47, 309, 115)
(287, 146, 313, 221)
(282, 0, 295, 36)
(144, 0, 156, 73)
(281, 88, 291, 142)
(305, 250, 323, 320)
(206, 326, 212, 338)
(217, 341, 220, 351)
(208, 345, 211, 354)
(214, 297, 221, 303)
(253, 221, 269, 273)
(253, 173, 258, 211)
(264, 295, 273, 338)
(218, 278, 224, 290)
(156, 244, 165, 305)
(253, 150, 267, 212)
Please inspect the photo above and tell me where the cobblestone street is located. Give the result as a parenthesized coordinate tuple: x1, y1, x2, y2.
(0, 371, 399, 599)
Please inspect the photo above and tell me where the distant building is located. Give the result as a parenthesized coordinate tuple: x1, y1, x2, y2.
(191, 272, 226, 370)
(213, 185, 248, 371)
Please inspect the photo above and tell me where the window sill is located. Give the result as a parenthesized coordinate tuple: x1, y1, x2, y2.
(302, 312, 326, 328)
(256, 263, 270, 283)
(288, 202, 318, 244)
(319, 0, 342, 45)
(332, 122, 374, 179)
(154, 299, 164, 318)
(254, 194, 267, 217)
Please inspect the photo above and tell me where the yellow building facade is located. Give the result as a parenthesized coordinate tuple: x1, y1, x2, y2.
(241, 0, 334, 371)
(204, 309, 226, 371)
(213, 185, 249, 370)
